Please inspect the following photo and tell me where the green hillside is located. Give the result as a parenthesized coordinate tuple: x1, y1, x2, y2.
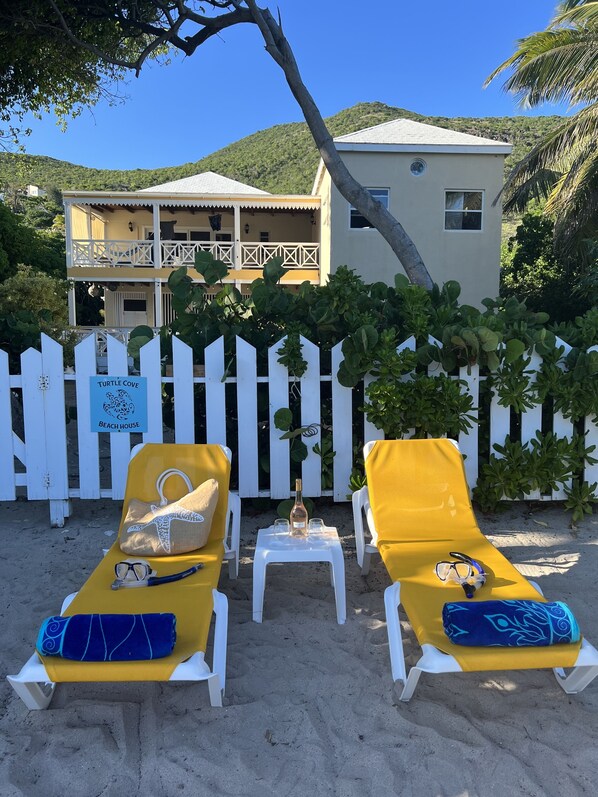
(0, 102, 562, 195)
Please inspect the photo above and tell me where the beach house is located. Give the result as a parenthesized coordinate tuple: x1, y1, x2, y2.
(63, 119, 511, 328)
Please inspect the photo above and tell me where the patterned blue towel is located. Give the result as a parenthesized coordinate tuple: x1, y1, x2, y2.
(442, 600, 580, 647)
(36, 614, 177, 661)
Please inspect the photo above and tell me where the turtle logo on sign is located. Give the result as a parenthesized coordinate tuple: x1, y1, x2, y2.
(103, 389, 135, 421)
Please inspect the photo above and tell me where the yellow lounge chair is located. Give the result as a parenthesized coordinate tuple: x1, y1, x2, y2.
(8, 443, 241, 710)
(352, 438, 598, 701)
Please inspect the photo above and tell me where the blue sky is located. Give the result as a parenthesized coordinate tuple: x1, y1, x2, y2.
(19, 0, 564, 170)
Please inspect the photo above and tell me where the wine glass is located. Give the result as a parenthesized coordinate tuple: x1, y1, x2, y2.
(273, 518, 290, 535)
(308, 517, 324, 534)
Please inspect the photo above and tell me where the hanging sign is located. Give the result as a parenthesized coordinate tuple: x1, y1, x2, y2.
(90, 376, 148, 433)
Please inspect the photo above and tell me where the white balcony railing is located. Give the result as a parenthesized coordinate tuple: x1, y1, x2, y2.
(241, 242, 319, 268)
(70, 240, 319, 270)
(72, 240, 154, 267)
(161, 241, 234, 267)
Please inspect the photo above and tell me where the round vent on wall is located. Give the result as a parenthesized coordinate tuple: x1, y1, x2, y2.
(410, 158, 427, 176)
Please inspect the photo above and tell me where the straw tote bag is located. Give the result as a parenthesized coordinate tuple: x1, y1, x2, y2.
(119, 468, 219, 556)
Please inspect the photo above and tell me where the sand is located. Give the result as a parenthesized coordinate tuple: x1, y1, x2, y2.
(1, 498, 597, 797)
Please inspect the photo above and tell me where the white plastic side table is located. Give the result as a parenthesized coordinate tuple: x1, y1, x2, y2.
(252, 526, 346, 624)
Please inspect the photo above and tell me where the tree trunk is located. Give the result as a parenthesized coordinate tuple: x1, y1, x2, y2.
(249, 3, 434, 290)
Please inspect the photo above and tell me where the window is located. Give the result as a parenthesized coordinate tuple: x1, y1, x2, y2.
(189, 231, 210, 242)
(259, 231, 270, 242)
(123, 299, 147, 312)
(349, 188, 389, 229)
(445, 191, 483, 231)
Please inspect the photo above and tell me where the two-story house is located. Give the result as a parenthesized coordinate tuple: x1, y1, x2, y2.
(63, 118, 511, 328)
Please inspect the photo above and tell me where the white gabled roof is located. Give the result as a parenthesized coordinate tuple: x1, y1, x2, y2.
(333, 118, 511, 152)
(312, 117, 512, 193)
(140, 170, 270, 195)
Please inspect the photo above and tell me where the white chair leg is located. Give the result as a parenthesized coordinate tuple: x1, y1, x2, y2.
(211, 589, 228, 696)
(352, 489, 366, 569)
(331, 548, 346, 625)
(554, 666, 598, 695)
(361, 549, 372, 577)
(399, 667, 423, 702)
(207, 673, 223, 707)
(227, 553, 237, 581)
(226, 492, 241, 580)
(384, 582, 407, 684)
(7, 677, 55, 710)
(252, 552, 267, 623)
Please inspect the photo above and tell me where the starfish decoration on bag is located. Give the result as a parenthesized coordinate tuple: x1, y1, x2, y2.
(127, 506, 205, 553)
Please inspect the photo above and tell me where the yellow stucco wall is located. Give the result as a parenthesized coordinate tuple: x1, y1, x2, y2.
(98, 208, 315, 242)
(323, 151, 505, 306)
(316, 171, 332, 284)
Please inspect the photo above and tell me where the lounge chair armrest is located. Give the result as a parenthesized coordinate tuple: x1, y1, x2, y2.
(225, 492, 241, 578)
(211, 589, 228, 694)
(352, 487, 372, 570)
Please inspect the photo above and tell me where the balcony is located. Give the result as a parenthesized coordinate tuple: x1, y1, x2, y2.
(70, 240, 319, 272)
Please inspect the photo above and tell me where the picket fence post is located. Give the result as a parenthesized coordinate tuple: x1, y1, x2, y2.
(331, 342, 353, 501)
(586, 345, 598, 488)
(106, 335, 130, 501)
(299, 336, 322, 498)
(0, 349, 16, 500)
(459, 362, 479, 491)
(141, 335, 164, 444)
(205, 336, 226, 446)
(236, 336, 259, 497)
(172, 335, 195, 443)
(74, 333, 101, 498)
(521, 350, 542, 500)
(268, 337, 290, 499)
(19, 336, 70, 526)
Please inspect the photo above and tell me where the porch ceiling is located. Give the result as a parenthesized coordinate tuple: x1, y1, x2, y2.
(65, 193, 320, 212)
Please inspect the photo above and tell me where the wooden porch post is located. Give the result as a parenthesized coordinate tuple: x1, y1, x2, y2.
(154, 280, 162, 327)
(233, 203, 241, 269)
(64, 201, 73, 269)
(68, 286, 76, 326)
(152, 202, 161, 268)
(152, 202, 162, 327)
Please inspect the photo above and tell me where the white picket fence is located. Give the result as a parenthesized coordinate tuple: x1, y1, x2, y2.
(1, 333, 597, 526)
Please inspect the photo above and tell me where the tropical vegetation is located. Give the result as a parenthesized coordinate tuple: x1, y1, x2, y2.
(487, 0, 598, 263)
(125, 254, 598, 521)
(0, 102, 562, 196)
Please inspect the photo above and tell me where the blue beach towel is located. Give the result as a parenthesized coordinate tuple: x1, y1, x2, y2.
(442, 600, 580, 647)
(36, 614, 177, 661)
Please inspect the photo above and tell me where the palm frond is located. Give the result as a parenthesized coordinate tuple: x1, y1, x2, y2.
(502, 168, 562, 213)
(559, 0, 594, 9)
(503, 104, 598, 188)
(546, 142, 598, 213)
(556, 1, 598, 28)
(549, 151, 598, 252)
(489, 0, 598, 260)
(488, 29, 598, 106)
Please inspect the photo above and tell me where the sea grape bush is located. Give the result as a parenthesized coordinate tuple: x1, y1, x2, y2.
(126, 251, 597, 518)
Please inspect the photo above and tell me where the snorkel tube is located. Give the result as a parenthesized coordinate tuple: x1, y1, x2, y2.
(449, 551, 486, 599)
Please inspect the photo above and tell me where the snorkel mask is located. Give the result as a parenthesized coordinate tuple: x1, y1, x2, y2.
(111, 558, 204, 590)
(435, 551, 486, 599)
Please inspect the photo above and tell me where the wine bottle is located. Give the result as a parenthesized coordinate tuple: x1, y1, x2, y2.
(289, 478, 308, 536)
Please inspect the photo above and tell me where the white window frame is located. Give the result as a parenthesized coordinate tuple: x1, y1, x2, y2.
(348, 188, 390, 230)
(444, 190, 484, 233)
(142, 226, 233, 241)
